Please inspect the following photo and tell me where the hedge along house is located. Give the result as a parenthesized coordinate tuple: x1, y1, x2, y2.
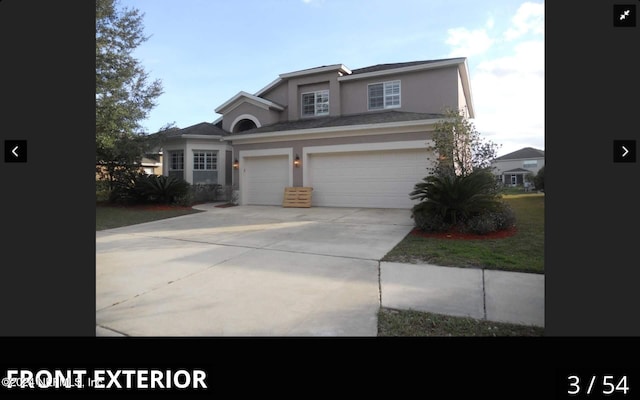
(217, 58, 475, 208)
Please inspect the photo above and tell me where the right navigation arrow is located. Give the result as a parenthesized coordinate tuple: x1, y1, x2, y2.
(613, 140, 636, 163)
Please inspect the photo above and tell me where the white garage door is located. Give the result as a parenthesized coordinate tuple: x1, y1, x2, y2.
(243, 155, 289, 205)
(308, 149, 431, 208)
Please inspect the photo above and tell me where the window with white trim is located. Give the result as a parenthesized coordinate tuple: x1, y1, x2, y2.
(523, 160, 538, 169)
(301, 90, 329, 117)
(193, 151, 217, 171)
(368, 80, 401, 110)
(169, 151, 184, 171)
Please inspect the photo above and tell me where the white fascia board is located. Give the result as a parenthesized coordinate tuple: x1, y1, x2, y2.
(337, 58, 466, 82)
(181, 135, 224, 140)
(215, 91, 284, 114)
(223, 118, 444, 144)
(279, 64, 351, 79)
(458, 59, 475, 118)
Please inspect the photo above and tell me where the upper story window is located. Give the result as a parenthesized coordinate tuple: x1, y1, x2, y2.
(368, 80, 401, 110)
(301, 90, 329, 117)
(193, 151, 217, 171)
(169, 151, 184, 171)
(523, 160, 538, 169)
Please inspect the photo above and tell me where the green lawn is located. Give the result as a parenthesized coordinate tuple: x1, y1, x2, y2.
(377, 308, 543, 336)
(96, 203, 204, 231)
(382, 193, 544, 273)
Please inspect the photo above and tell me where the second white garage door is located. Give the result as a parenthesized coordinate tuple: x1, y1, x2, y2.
(307, 149, 431, 209)
(243, 155, 289, 205)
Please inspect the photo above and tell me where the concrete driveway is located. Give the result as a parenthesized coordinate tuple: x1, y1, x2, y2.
(96, 205, 414, 336)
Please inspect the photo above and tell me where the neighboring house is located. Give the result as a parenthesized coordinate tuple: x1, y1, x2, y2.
(141, 154, 163, 175)
(96, 155, 163, 180)
(155, 58, 475, 209)
(491, 147, 545, 186)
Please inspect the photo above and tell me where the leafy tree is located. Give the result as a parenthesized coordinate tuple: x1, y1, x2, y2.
(427, 108, 501, 177)
(96, 0, 163, 191)
(533, 166, 545, 191)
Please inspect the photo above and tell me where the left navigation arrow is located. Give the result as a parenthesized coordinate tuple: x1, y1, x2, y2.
(4, 140, 27, 163)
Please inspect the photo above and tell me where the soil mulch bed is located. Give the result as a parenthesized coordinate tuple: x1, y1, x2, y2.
(410, 226, 517, 240)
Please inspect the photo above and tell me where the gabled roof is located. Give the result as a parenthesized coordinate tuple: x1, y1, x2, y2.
(214, 91, 285, 114)
(494, 147, 545, 161)
(231, 110, 444, 135)
(503, 168, 534, 173)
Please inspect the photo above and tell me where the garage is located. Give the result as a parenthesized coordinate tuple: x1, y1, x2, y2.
(307, 148, 431, 209)
(243, 155, 290, 205)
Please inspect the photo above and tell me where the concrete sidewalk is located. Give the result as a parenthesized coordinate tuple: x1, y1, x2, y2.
(381, 262, 544, 327)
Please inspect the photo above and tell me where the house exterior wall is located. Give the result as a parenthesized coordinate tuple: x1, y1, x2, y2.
(340, 66, 459, 115)
(261, 83, 289, 121)
(162, 138, 232, 185)
(285, 71, 340, 121)
(219, 64, 467, 132)
(222, 102, 281, 132)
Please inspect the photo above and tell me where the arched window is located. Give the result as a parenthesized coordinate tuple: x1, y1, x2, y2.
(230, 114, 261, 133)
(234, 119, 257, 133)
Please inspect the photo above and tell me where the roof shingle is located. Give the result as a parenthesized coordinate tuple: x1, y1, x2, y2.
(494, 147, 545, 161)
(350, 58, 463, 75)
(232, 110, 444, 135)
(164, 122, 227, 138)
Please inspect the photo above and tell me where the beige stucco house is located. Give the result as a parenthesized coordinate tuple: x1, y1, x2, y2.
(491, 147, 545, 186)
(158, 58, 475, 208)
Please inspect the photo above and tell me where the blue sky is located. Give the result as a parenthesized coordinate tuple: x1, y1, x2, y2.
(118, 0, 544, 157)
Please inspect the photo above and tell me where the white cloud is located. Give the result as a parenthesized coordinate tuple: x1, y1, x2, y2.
(471, 39, 545, 155)
(443, 3, 545, 156)
(504, 2, 544, 41)
(446, 27, 494, 57)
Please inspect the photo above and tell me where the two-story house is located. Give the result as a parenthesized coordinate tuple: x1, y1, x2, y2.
(161, 57, 475, 208)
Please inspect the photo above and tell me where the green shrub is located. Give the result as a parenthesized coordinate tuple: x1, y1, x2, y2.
(411, 202, 453, 232)
(96, 180, 111, 202)
(108, 170, 146, 204)
(409, 168, 501, 226)
(134, 174, 191, 204)
(174, 191, 194, 207)
(463, 203, 516, 235)
(533, 166, 544, 191)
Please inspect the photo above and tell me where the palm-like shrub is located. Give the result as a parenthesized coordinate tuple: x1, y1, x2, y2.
(410, 168, 512, 233)
(134, 174, 190, 204)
